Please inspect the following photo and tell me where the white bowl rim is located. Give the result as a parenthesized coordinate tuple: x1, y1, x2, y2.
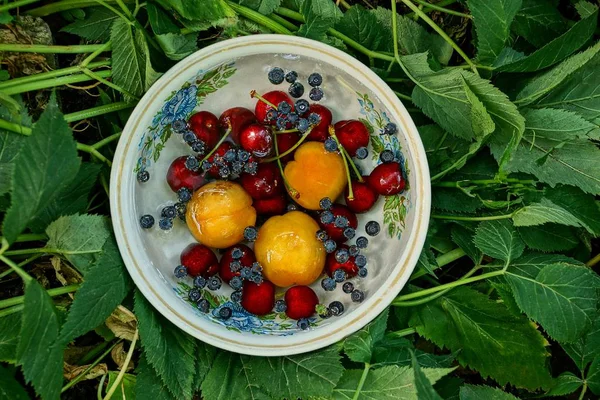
(110, 34, 431, 356)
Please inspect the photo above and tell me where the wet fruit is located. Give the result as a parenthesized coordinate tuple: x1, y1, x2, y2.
(255, 91, 293, 124)
(367, 162, 406, 195)
(318, 204, 358, 243)
(306, 104, 332, 142)
(276, 132, 300, 163)
(241, 281, 275, 315)
(206, 142, 235, 177)
(345, 179, 379, 213)
(325, 244, 359, 278)
(180, 244, 219, 277)
(219, 244, 256, 283)
(189, 111, 219, 149)
(334, 120, 370, 156)
(239, 123, 274, 158)
(219, 107, 257, 144)
(284, 285, 318, 320)
(240, 162, 282, 199)
(166, 156, 205, 192)
(253, 195, 287, 215)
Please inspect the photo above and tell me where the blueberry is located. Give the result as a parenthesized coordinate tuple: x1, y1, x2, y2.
(295, 99, 309, 115)
(238, 149, 251, 162)
(177, 187, 192, 202)
(316, 229, 329, 242)
(297, 318, 310, 330)
(321, 277, 337, 291)
(251, 262, 263, 273)
(335, 248, 350, 264)
(333, 268, 347, 283)
(188, 288, 201, 302)
(319, 197, 332, 210)
(183, 131, 196, 144)
(251, 273, 263, 284)
(172, 119, 187, 133)
(309, 87, 323, 101)
(229, 276, 243, 290)
(308, 113, 321, 125)
(202, 160, 212, 172)
(185, 156, 200, 172)
(231, 161, 244, 174)
(231, 247, 243, 259)
(194, 276, 207, 288)
(244, 161, 258, 175)
(351, 289, 365, 303)
(308, 72, 323, 87)
(230, 290, 242, 302)
(296, 118, 309, 133)
(274, 299, 287, 313)
(219, 166, 230, 179)
(197, 299, 210, 313)
(285, 70, 298, 83)
(244, 226, 258, 241)
(288, 82, 304, 98)
(287, 203, 299, 212)
(334, 216, 349, 228)
(278, 101, 291, 114)
(174, 265, 187, 278)
(319, 211, 334, 225)
(380, 150, 395, 163)
(219, 306, 233, 319)
(268, 67, 285, 84)
(343, 227, 356, 240)
(287, 112, 299, 125)
(159, 218, 173, 230)
(175, 202, 187, 220)
(349, 245, 359, 257)
(356, 236, 368, 249)
(229, 260, 242, 272)
(343, 282, 354, 294)
(240, 267, 252, 280)
(358, 268, 368, 278)
(191, 140, 206, 154)
(266, 108, 278, 121)
(137, 170, 150, 183)
(384, 122, 397, 135)
(324, 137, 338, 152)
(140, 214, 154, 229)
(329, 301, 344, 316)
(324, 239, 337, 253)
(161, 206, 176, 219)
(366, 221, 380, 236)
(276, 117, 287, 130)
(224, 149, 237, 162)
(355, 255, 367, 268)
(355, 147, 368, 160)
(207, 276, 221, 291)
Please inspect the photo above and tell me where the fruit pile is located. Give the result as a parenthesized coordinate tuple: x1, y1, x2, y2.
(138, 68, 407, 330)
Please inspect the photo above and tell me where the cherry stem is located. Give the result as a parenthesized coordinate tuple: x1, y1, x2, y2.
(200, 124, 232, 163)
(263, 126, 313, 162)
(250, 90, 277, 109)
(329, 126, 355, 200)
(344, 147, 365, 183)
(273, 135, 298, 198)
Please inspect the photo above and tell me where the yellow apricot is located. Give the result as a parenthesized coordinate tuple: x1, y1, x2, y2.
(284, 141, 346, 210)
(254, 211, 326, 287)
(186, 181, 256, 249)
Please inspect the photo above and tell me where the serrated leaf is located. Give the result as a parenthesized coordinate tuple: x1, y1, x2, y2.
(134, 290, 196, 399)
(238, 0, 282, 15)
(409, 286, 552, 389)
(432, 188, 483, 213)
(511, 0, 566, 47)
(46, 214, 112, 275)
(589, 356, 600, 395)
(193, 342, 217, 392)
(543, 372, 583, 397)
(2, 95, 80, 244)
(495, 5, 598, 72)
(372, 338, 456, 369)
(0, 130, 23, 197)
(16, 280, 63, 400)
(297, 0, 341, 40)
(451, 224, 483, 264)
(156, 33, 198, 60)
(106, 371, 135, 400)
(201, 352, 270, 400)
(517, 224, 579, 252)
(344, 308, 389, 363)
(474, 219, 525, 264)
(61, 7, 118, 41)
(58, 237, 131, 344)
(562, 314, 600, 371)
(459, 384, 520, 399)
(411, 351, 443, 400)
(167, 0, 235, 21)
(0, 312, 21, 363)
(136, 355, 176, 400)
(467, 0, 522, 65)
(335, 5, 384, 52)
(0, 365, 29, 400)
(147, 2, 180, 34)
(512, 198, 584, 228)
(418, 124, 474, 179)
(544, 185, 600, 236)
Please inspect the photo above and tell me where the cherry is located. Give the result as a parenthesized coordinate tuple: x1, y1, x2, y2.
(367, 162, 406, 195)
(206, 141, 235, 177)
(219, 107, 256, 144)
(306, 104, 332, 142)
(284, 285, 319, 320)
(253, 195, 287, 215)
(319, 204, 358, 243)
(325, 244, 359, 278)
(240, 162, 282, 199)
(345, 178, 379, 213)
(254, 91, 294, 124)
(334, 120, 370, 156)
(180, 244, 219, 277)
(166, 156, 205, 192)
(240, 123, 274, 158)
(241, 280, 275, 316)
(276, 132, 300, 163)
(219, 244, 256, 283)
(189, 111, 219, 149)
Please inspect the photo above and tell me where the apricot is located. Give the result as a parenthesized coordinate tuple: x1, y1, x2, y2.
(284, 142, 346, 210)
(186, 181, 257, 249)
(254, 211, 326, 287)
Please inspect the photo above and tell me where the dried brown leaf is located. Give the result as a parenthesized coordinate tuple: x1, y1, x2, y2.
(105, 306, 137, 341)
(63, 361, 108, 381)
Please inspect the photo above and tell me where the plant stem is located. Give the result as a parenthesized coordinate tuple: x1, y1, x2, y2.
(386, 327, 417, 338)
(0, 61, 110, 90)
(92, 132, 122, 149)
(77, 341, 112, 365)
(273, 132, 298, 197)
(0, 253, 32, 283)
(352, 363, 370, 400)
(411, 0, 471, 18)
(431, 213, 513, 221)
(268, 13, 298, 31)
(82, 68, 139, 99)
(103, 330, 138, 400)
(0, 304, 24, 318)
(393, 90, 412, 102)
(226, 1, 293, 35)
(4, 247, 101, 256)
(81, 42, 112, 68)
(406, 0, 457, 17)
(0, 43, 108, 54)
(0, 254, 42, 280)
(263, 127, 313, 162)
(77, 143, 112, 165)
(62, 340, 121, 392)
(0, 233, 48, 243)
(578, 383, 587, 400)
(0, 0, 40, 12)
(410, 247, 466, 281)
(433, 178, 536, 187)
(26, 0, 130, 16)
(200, 127, 232, 163)
(65, 102, 134, 123)
(586, 253, 600, 267)
(0, 284, 80, 309)
(1, 70, 112, 95)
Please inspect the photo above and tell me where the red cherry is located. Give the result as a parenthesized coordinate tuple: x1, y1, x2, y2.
(240, 123, 274, 158)
(253, 195, 287, 215)
(188, 111, 219, 149)
(166, 156, 205, 192)
(219, 244, 256, 283)
(334, 120, 370, 156)
(276, 132, 300, 163)
(319, 204, 358, 243)
(240, 162, 282, 199)
(285, 286, 319, 320)
(255, 91, 293, 124)
(306, 104, 333, 142)
(180, 244, 219, 277)
(345, 178, 379, 213)
(207, 141, 235, 177)
(325, 244, 359, 278)
(367, 162, 406, 195)
(219, 107, 257, 144)
(241, 280, 275, 316)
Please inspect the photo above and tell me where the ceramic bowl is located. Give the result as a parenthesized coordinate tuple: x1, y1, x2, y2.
(110, 34, 430, 356)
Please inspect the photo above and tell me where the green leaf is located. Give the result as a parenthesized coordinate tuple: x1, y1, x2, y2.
(2, 94, 80, 244)
(135, 290, 196, 399)
(46, 214, 112, 275)
(248, 346, 345, 399)
(136, 355, 176, 400)
(166, 0, 235, 22)
(333, 366, 454, 400)
(344, 308, 389, 363)
(495, 5, 598, 72)
(193, 342, 217, 392)
(588, 356, 600, 395)
(544, 185, 600, 235)
(238, 0, 282, 15)
(373, 337, 456, 369)
(432, 188, 483, 213)
(409, 287, 552, 389)
(459, 384, 520, 399)
(58, 237, 131, 343)
(411, 351, 443, 400)
(201, 352, 270, 400)
(16, 280, 63, 400)
(543, 372, 583, 397)
(517, 224, 579, 252)
(107, 372, 136, 400)
(335, 5, 385, 52)
(474, 219, 525, 263)
(147, 2, 180, 34)
(511, 0, 567, 47)
(467, 0, 522, 65)
(297, 0, 342, 40)
(0, 127, 23, 197)
(0, 312, 21, 363)
(562, 314, 600, 371)
(0, 365, 30, 400)
(61, 7, 118, 41)
(512, 198, 585, 228)
(576, 0, 597, 17)
(451, 224, 483, 264)
(156, 33, 198, 60)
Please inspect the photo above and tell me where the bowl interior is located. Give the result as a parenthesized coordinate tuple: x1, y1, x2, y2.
(111, 36, 429, 355)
